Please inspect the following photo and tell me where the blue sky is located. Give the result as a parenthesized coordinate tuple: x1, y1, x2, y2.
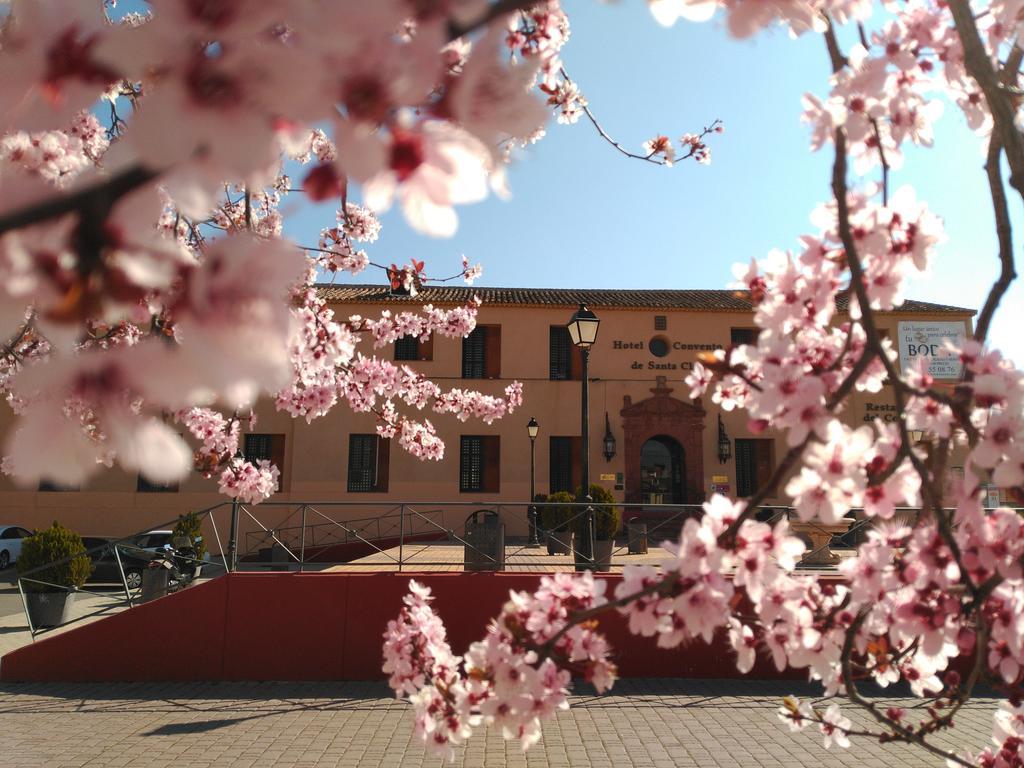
(280, 6, 1017, 366)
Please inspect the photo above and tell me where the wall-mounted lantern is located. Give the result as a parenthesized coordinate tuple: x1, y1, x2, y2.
(717, 414, 732, 464)
(602, 413, 616, 462)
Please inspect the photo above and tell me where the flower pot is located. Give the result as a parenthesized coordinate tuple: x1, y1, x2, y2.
(592, 539, 614, 572)
(547, 531, 573, 555)
(25, 591, 76, 629)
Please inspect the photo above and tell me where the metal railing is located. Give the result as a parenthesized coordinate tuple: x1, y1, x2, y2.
(14, 500, 1017, 639)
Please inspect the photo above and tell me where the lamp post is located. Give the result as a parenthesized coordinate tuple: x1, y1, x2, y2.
(527, 417, 540, 547)
(567, 303, 600, 569)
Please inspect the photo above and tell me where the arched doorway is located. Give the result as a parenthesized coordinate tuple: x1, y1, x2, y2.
(640, 435, 685, 504)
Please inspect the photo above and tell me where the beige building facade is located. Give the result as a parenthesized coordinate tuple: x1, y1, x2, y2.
(0, 286, 975, 543)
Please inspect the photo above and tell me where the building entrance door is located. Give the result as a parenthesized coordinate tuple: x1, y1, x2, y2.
(640, 436, 685, 504)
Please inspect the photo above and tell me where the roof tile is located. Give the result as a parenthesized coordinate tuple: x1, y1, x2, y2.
(315, 284, 974, 315)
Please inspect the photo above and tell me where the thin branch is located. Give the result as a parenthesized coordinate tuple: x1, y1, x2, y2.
(447, 0, 537, 41)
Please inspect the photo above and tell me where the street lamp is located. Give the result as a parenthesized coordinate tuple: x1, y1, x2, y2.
(567, 303, 600, 570)
(527, 417, 540, 548)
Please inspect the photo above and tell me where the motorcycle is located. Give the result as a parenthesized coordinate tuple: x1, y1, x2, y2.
(142, 535, 203, 600)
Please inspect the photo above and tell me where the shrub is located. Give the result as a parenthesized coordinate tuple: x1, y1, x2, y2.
(16, 522, 92, 592)
(572, 484, 621, 541)
(172, 511, 207, 561)
(540, 491, 575, 532)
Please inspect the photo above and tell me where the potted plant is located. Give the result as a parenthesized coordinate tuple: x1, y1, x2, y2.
(16, 522, 92, 628)
(172, 511, 207, 577)
(542, 491, 575, 555)
(572, 484, 621, 572)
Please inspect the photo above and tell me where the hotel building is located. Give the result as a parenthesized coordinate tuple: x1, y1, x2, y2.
(0, 286, 975, 540)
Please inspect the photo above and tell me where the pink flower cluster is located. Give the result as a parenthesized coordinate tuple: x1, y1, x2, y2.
(384, 574, 613, 760)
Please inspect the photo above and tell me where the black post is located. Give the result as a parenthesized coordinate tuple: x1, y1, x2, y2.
(227, 497, 240, 572)
(579, 347, 594, 567)
(528, 434, 539, 547)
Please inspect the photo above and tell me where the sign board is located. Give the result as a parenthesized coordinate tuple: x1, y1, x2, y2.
(897, 321, 966, 379)
(599, 473, 616, 481)
(711, 482, 730, 494)
(712, 475, 728, 483)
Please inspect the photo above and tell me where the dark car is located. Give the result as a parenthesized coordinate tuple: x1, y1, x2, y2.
(81, 537, 155, 591)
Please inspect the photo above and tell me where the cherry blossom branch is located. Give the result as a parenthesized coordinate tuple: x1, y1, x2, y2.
(838, 608, 977, 767)
(948, 0, 1024, 199)
(974, 138, 1017, 346)
(558, 65, 720, 166)
(0, 165, 157, 236)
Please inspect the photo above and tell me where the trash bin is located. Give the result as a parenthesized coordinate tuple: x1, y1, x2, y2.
(464, 509, 505, 572)
(140, 561, 172, 603)
(627, 519, 648, 555)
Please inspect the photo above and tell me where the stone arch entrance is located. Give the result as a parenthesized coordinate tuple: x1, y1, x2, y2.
(640, 435, 685, 504)
(621, 378, 706, 506)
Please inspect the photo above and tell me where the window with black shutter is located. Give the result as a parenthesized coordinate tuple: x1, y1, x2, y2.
(549, 436, 582, 494)
(462, 326, 500, 378)
(243, 433, 286, 491)
(38, 480, 79, 492)
(735, 438, 773, 497)
(395, 334, 433, 361)
(137, 475, 179, 493)
(347, 434, 389, 492)
(549, 326, 582, 381)
(730, 327, 759, 346)
(460, 435, 500, 492)
(394, 335, 419, 361)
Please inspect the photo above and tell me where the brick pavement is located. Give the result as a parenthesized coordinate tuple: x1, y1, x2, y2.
(0, 678, 999, 767)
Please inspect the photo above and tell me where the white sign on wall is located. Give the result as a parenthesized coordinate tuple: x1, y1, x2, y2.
(897, 321, 966, 379)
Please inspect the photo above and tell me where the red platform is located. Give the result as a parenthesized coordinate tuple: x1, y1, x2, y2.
(0, 572, 839, 683)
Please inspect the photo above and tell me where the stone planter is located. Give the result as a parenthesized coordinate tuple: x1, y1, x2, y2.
(25, 590, 76, 629)
(790, 518, 854, 565)
(592, 539, 614, 572)
(547, 531, 573, 555)
(140, 566, 171, 604)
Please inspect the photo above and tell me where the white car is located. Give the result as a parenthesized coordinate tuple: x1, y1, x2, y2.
(0, 526, 32, 570)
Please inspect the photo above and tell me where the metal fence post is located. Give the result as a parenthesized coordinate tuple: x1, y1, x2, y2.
(112, 544, 134, 608)
(398, 504, 405, 573)
(16, 577, 35, 638)
(299, 504, 307, 572)
(227, 497, 240, 572)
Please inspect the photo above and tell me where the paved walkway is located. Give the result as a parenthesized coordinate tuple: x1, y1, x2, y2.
(335, 542, 854, 573)
(0, 679, 998, 767)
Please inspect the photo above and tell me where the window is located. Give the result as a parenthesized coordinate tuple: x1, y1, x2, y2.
(549, 436, 582, 495)
(649, 335, 670, 358)
(549, 326, 582, 380)
(243, 433, 286, 491)
(462, 325, 501, 379)
(735, 439, 774, 498)
(394, 333, 433, 361)
(347, 434, 390, 492)
(38, 480, 79, 492)
(654, 315, 667, 331)
(137, 475, 179, 493)
(459, 436, 500, 493)
(730, 327, 759, 346)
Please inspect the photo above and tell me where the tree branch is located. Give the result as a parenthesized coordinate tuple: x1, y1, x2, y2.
(0, 166, 157, 237)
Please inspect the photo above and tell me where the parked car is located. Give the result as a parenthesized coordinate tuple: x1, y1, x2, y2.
(129, 530, 176, 553)
(81, 537, 155, 590)
(0, 525, 32, 570)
